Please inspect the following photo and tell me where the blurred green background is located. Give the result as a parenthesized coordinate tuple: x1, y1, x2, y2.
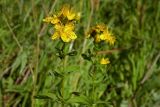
(0, 0, 160, 107)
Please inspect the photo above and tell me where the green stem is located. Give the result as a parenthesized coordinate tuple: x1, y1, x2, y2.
(92, 65, 96, 104)
(61, 43, 66, 107)
(31, 35, 39, 107)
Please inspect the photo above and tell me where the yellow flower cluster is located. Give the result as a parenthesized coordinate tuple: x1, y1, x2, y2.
(43, 5, 80, 42)
(100, 58, 110, 65)
(87, 24, 116, 45)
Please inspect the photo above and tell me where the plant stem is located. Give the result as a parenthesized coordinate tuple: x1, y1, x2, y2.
(61, 43, 66, 107)
(31, 35, 40, 107)
(92, 64, 96, 104)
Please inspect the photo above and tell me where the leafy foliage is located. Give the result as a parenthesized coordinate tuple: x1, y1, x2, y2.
(0, 0, 160, 107)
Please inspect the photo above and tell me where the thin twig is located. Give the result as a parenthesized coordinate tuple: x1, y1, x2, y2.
(96, 48, 125, 55)
(141, 52, 160, 84)
(4, 17, 23, 51)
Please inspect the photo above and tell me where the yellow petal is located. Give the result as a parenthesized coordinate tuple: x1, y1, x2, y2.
(61, 32, 71, 42)
(43, 17, 53, 23)
(67, 11, 76, 20)
(51, 15, 60, 24)
(54, 24, 63, 30)
(100, 58, 110, 65)
(96, 24, 106, 31)
(64, 23, 74, 31)
(99, 33, 106, 40)
(51, 32, 59, 40)
(60, 4, 70, 17)
(64, 23, 77, 40)
(105, 34, 116, 45)
(60, 5, 77, 20)
(68, 31, 77, 40)
(94, 35, 101, 43)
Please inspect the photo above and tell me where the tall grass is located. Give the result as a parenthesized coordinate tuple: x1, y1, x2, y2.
(0, 0, 160, 107)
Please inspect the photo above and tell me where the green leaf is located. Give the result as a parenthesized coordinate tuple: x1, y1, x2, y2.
(65, 65, 80, 73)
(67, 95, 91, 105)
(11, 51, 28, 74)
(95, 100, 112, 106)
(11, 54, 21, 73)
(52, 71, 64, 78)
(34, 93, 55, 100)
(19, 52, 27, 74)
(5, 84, 30, 94)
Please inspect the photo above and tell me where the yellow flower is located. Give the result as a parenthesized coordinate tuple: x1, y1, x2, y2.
(99, 33, 106, 40)
(100, 58, 110, 65)
(60, 4, 80, 20)
(43, 4, 80, 43)
(87, 24, 116, 45)
(52, 23, 77, 42)
(95, 24, 106, 32)
(43, 15, 60, 24)
(105, 34, 116, 45)
(51, 15, 60, 24)
(99, 31, 116, 45)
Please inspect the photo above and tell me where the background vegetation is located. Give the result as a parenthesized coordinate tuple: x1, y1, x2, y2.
(0, 0, 160, 107)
